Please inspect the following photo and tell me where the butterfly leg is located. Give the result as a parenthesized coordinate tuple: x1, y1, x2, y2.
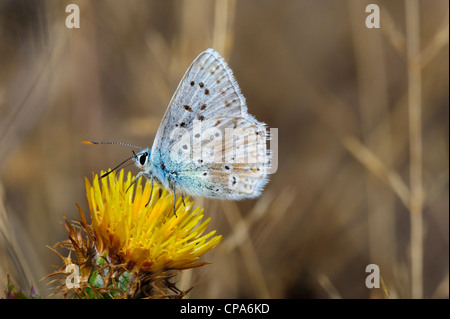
(145, 174, 154, 207)
(126, 171, 144, 193)
(168, 174, 178, 217)
(172, 186, 177, 217)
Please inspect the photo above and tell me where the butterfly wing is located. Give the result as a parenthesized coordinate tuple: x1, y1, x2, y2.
(175, 115, 270, 199)
(150, 49, 269, 199)
(151, 48, 247, 156)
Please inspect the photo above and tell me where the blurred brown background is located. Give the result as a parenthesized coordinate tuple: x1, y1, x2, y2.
(0, 0, 448, 298)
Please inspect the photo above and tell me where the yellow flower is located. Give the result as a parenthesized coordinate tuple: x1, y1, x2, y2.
(85, 169, 222, 272)
(46, 169, 221, 298)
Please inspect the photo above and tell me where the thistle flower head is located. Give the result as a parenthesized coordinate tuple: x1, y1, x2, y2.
(47, 169, 222, 298)
(87, 169, 222, 271)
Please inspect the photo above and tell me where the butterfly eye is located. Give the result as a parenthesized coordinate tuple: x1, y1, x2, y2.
(139, 153, 147, 165)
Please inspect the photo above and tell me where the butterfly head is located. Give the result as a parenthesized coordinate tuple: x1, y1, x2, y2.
(133, 148, 152, 171)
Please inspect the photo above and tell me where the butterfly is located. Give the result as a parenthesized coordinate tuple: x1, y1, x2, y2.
(85, 49, 270, 214)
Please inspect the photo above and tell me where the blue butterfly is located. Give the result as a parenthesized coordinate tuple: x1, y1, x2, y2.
(85, 49, 270, 214)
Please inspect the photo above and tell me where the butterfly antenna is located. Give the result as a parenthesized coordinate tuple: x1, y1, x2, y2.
(83, 141, 142, 150)
(100, 154, 136, 179)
